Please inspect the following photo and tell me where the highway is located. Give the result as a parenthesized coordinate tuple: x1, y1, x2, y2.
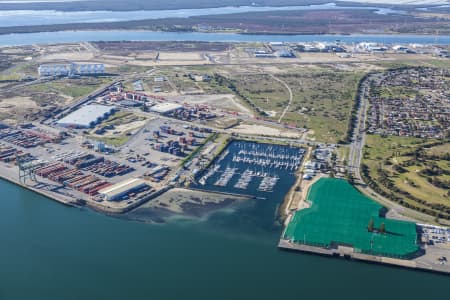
(347, 72, 444, 224)
(348, 73, 373, 176)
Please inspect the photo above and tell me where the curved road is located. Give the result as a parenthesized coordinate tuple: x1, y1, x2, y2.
(271, 74, 294, 123)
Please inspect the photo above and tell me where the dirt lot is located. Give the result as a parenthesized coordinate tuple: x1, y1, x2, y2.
(182, 94, 253, 115)
(230, 124, 303, 138)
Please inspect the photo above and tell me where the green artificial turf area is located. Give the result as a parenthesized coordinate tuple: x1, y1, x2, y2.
(284, 178, 419, 259)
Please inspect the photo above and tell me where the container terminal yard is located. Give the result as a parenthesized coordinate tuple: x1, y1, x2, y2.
(0, 40, 449, 276)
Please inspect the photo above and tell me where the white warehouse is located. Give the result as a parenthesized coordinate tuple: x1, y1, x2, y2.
(98, 178, 149, 201)
(150, 102, 183, 115)
(57, 104, 116, 128)
(38, 64, 74, 77)
(77, 63, 105, 75)
(38, 63, 105, 77)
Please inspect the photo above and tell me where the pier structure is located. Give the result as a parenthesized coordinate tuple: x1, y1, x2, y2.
(280, 177, 450, 275)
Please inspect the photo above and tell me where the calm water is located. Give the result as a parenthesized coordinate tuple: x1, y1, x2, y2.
(1, 26, 450, 299)
(193, 141, 301, 198)
(0, 3, 403, 27)
(1, 31, 450, 47)
(1, 177, 450, 300)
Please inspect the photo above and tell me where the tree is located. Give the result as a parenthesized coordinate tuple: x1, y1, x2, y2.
(368, 218, 374, 232)
(347, 172, 355, 185)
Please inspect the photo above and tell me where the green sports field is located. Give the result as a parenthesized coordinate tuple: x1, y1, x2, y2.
(284, 178, 419, 259)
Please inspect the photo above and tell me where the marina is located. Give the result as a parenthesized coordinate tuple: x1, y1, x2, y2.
(258, 175, 279, 192)
(231, 148, 303, 170)
(214, 167, 237, 187)
(198, 164, 219, 186)
(194, 140, 304, 197)
(234, 169, 254, 190)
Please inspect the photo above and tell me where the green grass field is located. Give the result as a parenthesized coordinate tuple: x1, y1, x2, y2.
(362, 135, 450, 219)
(284, 178, 419, 259)
(224, 68, 364, 143)
(26, 77, 111, 99)
(90, 135, 131, 147)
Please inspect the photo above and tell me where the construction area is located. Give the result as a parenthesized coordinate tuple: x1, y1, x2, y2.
(283, 178, 420, 259)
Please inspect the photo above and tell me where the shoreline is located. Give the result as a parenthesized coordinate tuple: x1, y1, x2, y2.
(3, 151, 449, 276)
(0, 2, 431, 13)
(188, 187, 256, 200)
(278, 239, 450, 276)
(0, 163, 172, 215)
(1, 27, 449, 38)
(1, 5, 449, 38)
(279, 178, 450, 276)
(0, 162, 253, 219)
(0, 168, 78, 208)
(2, 30, 450, 49)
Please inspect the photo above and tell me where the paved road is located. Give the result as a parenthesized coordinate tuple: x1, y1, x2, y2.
(347, 73, 444, 225)
(348, 74, 374, 173)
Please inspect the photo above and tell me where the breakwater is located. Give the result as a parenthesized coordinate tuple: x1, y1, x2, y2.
(278, 239, 450, 275)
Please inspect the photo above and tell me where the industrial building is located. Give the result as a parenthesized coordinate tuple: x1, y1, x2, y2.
(76, 63, 105, 75)
(98, 178, 149, 201)
(276, 49, 295, 57)
(57, 105, 116, 128)
(38, 63, 105, 77)
(150, 102, 183, 115)
(38, 64, 74, 77)
(154, 76, 167, 82)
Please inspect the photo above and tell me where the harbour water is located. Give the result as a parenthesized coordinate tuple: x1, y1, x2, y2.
(1, 20, 450, 299)
(2, 31, 450, 47)
(194, 141, 302, 198)
(2, 177, 450, 299)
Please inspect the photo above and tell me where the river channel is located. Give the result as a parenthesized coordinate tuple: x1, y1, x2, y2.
(1, 31, 450, 47)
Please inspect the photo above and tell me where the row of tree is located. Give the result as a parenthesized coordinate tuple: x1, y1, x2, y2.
(342, 72, 376, 144)
(360, 164, 450, 220)
(214, 73, 265, 117)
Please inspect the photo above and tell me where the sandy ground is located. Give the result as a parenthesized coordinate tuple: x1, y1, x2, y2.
(134, 52, 158, 60)
(127, 59, 211, 66)
(182, 94, 253, 115)
(130, 187, 249, 216)
(39, 51, 95, 62)
(230, 124, 302, 138)
(158, 52, 204, 61)
(229, 53, 439, 65)
(31, 44, 446, 72)
(0, 96, 39, 109)
(295, 174, 327, 210)
(98, 120, 148, 137)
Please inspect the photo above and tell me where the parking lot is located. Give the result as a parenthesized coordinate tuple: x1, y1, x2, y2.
(117, 116, 211, 169)
(420, 224, 450, 245)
